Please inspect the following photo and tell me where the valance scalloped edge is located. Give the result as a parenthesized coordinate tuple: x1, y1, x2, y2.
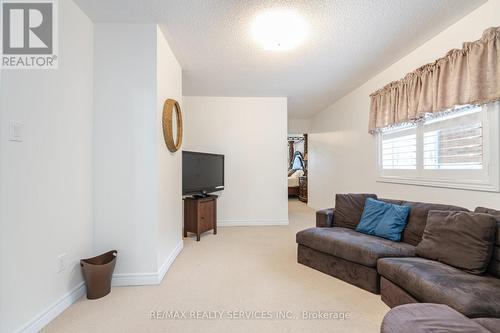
(368, 26, 500, 134)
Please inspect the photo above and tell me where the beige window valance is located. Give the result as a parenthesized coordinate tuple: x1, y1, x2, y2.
(369, 27, 500, 134)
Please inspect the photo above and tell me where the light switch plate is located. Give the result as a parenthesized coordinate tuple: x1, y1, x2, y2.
(9, 120, 23, 142)
(57, 253, 67, 273)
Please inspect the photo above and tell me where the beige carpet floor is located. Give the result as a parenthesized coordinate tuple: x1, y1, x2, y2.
(43, 199, 389, 333)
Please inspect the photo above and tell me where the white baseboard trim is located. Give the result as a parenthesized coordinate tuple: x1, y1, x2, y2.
(157, 240, 184, 283)
(112, 240, 183, 286)
(17, 282, 86, 333)
(218, 219, 289, 227)
(16, 241, 183, 332)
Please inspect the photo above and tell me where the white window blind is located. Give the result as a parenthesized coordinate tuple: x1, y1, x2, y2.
(423, 108, 483, 170)
(377, 102, 500, 192)
(381, 129, 417, 170)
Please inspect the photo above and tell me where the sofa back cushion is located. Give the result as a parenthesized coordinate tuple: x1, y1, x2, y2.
(378, 198, 405, 206)
(334, 193, 377, 229)
(416, 210, 497, 274)
(475, 207, 500, 277)
(400, 201, 469, 246)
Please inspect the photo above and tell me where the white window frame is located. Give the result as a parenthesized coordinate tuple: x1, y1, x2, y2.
(377, 102, 500, 192)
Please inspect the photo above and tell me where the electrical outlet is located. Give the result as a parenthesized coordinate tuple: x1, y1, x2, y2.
(57, 253, 67, 273)
(9, 120, 24, 142)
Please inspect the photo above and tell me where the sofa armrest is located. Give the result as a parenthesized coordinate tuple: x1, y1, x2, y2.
(316, 208, 334, 227)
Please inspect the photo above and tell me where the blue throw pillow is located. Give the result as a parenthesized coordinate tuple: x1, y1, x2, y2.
(356, 198, 387, 234)
(356, 198, 411, 242)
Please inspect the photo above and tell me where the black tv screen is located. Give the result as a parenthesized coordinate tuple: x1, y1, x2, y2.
(182, 151, 225, 195)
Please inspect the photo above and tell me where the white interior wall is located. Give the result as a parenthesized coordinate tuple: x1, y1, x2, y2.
(183, 96, 288, 226)
(93, 23, 158, 275)
(155, 26, 183, 268)
(93, 23, 184, 282)
(309, 0, 500, 211)
(288, 118, 311, 134)
(0, 1, 94, 332)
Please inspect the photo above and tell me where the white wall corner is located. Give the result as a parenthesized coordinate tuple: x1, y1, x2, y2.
(112, 240, 184, 286)
(156, 240, 184, 284)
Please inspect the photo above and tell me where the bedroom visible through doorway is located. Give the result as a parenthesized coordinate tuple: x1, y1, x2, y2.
(288, 133, 308, 204)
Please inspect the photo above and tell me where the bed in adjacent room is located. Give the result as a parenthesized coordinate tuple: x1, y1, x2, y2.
(288, 169, 304, 196)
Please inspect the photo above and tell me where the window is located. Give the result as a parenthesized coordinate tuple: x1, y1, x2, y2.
(423, 108, 483, 170)
(377, 102, 500, 192)
(381, 125, 417, 170)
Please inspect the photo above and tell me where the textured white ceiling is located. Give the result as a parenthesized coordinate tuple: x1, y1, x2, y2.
(75, 0, 485, 118)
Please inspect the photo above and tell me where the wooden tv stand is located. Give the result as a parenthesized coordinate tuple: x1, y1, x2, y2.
(183, 195, 217, 241)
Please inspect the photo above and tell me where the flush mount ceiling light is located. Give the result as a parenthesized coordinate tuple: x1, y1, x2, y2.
(250, 9, 308, 51)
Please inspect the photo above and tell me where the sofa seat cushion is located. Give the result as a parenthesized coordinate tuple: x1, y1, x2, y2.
(381, 304, 491, 333)
(296, 227, 416, 267)
(473, 318, 500, 333)
(378, 257, 500, 318)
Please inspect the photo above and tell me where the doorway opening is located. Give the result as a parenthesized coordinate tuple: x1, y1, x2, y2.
(287, 133, 308, 204)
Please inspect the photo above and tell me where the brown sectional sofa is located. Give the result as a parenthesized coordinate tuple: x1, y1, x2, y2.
(381, 304, 500, 333)
(297, 195, 469, 293)
(296, 194, 500, 320)
(378, 257, 500, 318)
(378, 206, 500, 318)
(297, 225, 415, 293)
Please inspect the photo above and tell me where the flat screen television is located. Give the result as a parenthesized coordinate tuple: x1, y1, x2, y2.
(182, 151, 225, 196)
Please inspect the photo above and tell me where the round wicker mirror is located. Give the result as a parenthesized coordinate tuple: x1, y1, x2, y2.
(162, 99, 183, 152)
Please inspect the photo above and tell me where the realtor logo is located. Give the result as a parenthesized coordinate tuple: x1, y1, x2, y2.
(2, 0, 58, 69)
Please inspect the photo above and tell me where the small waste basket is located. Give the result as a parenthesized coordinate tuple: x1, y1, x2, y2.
(80, 250, 117, 299)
